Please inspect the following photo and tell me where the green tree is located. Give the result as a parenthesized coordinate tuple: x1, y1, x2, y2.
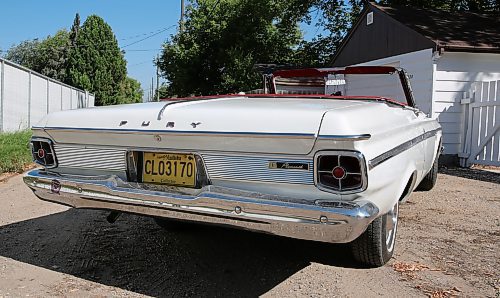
(39, 30, 70, 81)
(67, 15, 127, 106)
(69, 13, 80, 47)
(154, 83, 170, 100)
(116, 77, 144, 104)
(294, 0, 362, 66)
(157, 0, 304, 97)
(4, 39, 41, 69)
(4, 30, 70, 81)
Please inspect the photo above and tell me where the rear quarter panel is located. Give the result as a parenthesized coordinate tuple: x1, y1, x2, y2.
(318, 109, 440, 215)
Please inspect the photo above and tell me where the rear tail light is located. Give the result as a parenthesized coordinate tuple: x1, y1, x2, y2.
(315, 151, 367, 193)
(31, 138, 57, 168)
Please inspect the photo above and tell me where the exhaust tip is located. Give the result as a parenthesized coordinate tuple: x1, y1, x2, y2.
(106, 211, 122, 223)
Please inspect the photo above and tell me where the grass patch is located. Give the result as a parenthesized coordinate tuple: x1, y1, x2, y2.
(0, 130, 33, 174)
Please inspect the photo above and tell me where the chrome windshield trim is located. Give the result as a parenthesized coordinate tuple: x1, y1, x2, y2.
(368, 128, 441, 170)
(317, 134, 371, 141)
(37, 127, 315, 139)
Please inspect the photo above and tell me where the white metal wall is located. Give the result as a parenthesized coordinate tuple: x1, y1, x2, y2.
(433, 52, 500, 155)
(0, 58, 95, 132)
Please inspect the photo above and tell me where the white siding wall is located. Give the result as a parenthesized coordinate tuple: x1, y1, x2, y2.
(434, 52, 500, 154)
(355, 48, 434, 115)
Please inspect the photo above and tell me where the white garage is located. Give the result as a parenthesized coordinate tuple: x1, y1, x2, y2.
(331, 3, 500, 166)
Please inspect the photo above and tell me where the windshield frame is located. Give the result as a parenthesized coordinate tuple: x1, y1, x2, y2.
(271, 66, 416, 108)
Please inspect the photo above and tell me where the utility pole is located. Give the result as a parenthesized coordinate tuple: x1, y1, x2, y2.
(156, 54, 160, 101)
(151, 77, 154, 102)
(180, 0, 185, 33)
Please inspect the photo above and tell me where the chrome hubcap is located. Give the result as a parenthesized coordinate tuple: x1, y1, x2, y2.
(385, 202, 399, 252)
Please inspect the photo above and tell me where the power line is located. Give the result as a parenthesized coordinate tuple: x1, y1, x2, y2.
(128, 60, 153, 67)
(3, 25, 175, 53)
(118, 26, 176, 42)
(121, 25, 176, 49)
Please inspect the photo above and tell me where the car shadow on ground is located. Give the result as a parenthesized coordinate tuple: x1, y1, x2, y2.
(0, 209, 364, 297)
(439, 166, 500, 184)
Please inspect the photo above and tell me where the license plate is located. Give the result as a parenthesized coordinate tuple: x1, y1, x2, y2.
(142, 152, 196, 187)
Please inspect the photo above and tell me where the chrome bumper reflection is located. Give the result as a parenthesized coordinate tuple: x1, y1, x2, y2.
(23, 169, 379, 243)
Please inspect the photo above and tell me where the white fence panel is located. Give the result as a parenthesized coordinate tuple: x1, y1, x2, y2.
(3, 63, 30, 131)
(460, 80, 500, 167)
(30, 74, 49, 127)
(48, 81, 62, 113)
(70, 89, 78, 109)
(61, 85, 72, 111)
(0, 58, 94, 132)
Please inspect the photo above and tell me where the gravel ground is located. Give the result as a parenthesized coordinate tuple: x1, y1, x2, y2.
(0, 168, 498, 297)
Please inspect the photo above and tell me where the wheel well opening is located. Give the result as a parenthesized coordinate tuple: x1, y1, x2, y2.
(399, 172, 416, 202)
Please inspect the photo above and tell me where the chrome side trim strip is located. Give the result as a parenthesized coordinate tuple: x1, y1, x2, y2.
(317, 134, 371, 141)
(36, 126, 315, 139)
(368, 128, 441, 170)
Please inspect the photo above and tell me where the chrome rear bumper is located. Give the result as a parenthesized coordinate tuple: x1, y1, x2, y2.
(23, 169, 379, 243)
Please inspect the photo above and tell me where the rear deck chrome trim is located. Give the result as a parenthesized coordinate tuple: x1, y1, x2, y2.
(35, 126, 316, 139)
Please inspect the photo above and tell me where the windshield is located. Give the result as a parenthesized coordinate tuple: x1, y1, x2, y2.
(271, 67, 414, 107)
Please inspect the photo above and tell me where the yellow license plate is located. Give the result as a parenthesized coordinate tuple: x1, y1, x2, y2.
(142, 152, 196, 187)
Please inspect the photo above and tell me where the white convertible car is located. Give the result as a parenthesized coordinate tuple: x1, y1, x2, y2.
(24, 66, 441, 267)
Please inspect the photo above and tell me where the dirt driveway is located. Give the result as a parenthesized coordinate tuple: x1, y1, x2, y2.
(0, 169, 498, 297)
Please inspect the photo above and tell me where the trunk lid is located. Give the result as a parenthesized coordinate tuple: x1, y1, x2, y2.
(39, 97, 365, 154)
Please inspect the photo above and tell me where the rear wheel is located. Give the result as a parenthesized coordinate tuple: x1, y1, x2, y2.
(351, 202, 399, 267)
(416, 155, 438, 191)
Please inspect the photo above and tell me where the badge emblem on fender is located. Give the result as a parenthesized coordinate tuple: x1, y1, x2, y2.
(269, 161, 309, 171)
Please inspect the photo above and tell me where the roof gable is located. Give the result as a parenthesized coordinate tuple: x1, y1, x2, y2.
(332, 3, 500, 66)
(373, 3, 500, 53)
(332, 5, 436, 66)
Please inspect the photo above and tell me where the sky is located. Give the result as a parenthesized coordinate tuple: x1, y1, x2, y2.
(0, 0, 322, 97)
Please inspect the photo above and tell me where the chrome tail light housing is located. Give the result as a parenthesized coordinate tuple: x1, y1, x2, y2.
(315, 151, 367, 194)
(30, 138, 57, 168)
